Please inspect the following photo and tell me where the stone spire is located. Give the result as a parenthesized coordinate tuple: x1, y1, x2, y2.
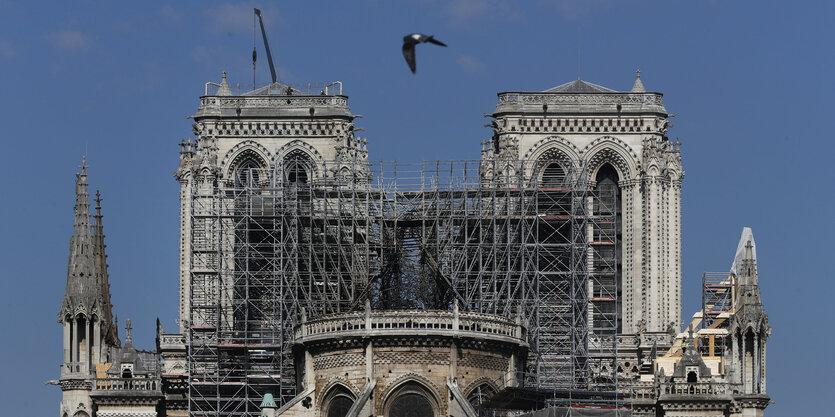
(631, 69, 646, 92)
(93, 190, 120, 347)
(737, 239, 763, 309)
(217, 71, 233, 96)
(61, 157, 101, 318)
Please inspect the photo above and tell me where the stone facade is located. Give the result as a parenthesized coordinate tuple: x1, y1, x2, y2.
(53, 70, 770, 417)
(482, 75, 683, 338)
(278, 303, 527, 417)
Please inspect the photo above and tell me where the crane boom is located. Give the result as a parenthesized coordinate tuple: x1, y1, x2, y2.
(254, 8, 277, 84)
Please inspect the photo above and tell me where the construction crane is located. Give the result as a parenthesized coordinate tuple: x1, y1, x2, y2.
(254, 8, 278, 84)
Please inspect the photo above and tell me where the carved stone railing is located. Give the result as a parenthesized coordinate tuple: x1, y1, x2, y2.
(495, 92, 666, 114)
(159, 332, 186, 347)
(61, 362, 89, 377)
(631, 381, 657, 401)
(199, 95, 349, 110)
(92, 378, 162, 393)
(498, 92, 664, 106)
(294, 309, 527, 347)
(659, 381, 730, 397)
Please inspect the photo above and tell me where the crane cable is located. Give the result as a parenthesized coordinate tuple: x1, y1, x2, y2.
(252, 12, 257, 90)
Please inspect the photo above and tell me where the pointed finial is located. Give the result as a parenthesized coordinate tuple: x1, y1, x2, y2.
(631, 69, 646, 92)
(80, 156, 88, 176)
(125, 319, 133, 343)
(218, 71, 233, 96)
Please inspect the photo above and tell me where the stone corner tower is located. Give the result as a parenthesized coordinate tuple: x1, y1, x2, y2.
(482, 71, 683, 338)
(174, 73, 368, 333)
(58, 158, 119, 417)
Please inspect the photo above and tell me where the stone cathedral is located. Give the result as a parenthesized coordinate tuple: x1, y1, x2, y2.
(54, 70, 771, 417)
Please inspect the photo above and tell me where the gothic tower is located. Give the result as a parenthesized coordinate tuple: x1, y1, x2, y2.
(482, 71, 683, 341)
(58, 159, 119, 417)
(728, 235, 770, 415)
(174, 73, 367, 333)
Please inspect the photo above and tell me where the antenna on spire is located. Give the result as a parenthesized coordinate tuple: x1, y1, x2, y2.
(577, 25, 581, 80)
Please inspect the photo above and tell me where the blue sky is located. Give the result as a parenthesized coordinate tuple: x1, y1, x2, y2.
(0, 1, 831, 415)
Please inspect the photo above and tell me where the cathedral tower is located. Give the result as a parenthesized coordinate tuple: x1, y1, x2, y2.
(728, 235, 770, 415)
(174, 73, 367, 333)
(483, 71, 683, 339)
(58, 159, 119, 417)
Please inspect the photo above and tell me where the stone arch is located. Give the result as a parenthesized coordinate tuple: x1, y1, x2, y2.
(522, 136, 581, 164)
(463, 377, 499, 410)
(582, 136, 639, 181)
(318, 379, 358, 417)
(522, 136, 581, 181)
(274, 140, 324, 182)
(462, 377, 499, 399)
(380, 373, 444, 417)
(221, 141, 272, 184)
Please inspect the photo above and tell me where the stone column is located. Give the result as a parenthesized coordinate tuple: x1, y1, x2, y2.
(624, 180, 642, 334)
(753, 335, 760, 393)
(77, 317, 87, 373)
(729, 331, 738, 385)
(619, 182, 631, 333)
(760, 337, 767, 393)
(79, 320, 90, 373)
(645, 176, 660, 331)
(670, 180, 682, 328)
(63, 320, 71, 364)
(92, 318, 101, 366)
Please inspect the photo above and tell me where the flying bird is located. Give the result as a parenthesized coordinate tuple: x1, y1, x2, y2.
(402, 33, 447, 73)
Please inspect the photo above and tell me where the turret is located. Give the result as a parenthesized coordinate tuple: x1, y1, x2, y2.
(59, 157, 105, 376)
(93, 190, 120, 348)
(727, 228, 770, 399)
(58, 158, 118, 416)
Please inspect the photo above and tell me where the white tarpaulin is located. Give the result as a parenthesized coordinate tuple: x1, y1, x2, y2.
(729, 227, 756, 278)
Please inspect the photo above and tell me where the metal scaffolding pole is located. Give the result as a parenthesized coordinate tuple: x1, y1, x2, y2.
(186, 159, 620, 417)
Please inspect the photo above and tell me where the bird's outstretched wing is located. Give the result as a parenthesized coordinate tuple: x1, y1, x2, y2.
(402, 43, 417, 73)
(426, 36, 447, 47)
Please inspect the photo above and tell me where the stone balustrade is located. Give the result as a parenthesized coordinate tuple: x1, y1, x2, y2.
(631, 381, 657, 400)
(199, 95, 349, 110)
(93, 378, 162, 393)
(294, 309, 527, 347)
(159, 333, 185, 347)
(660, 381, 729, 396)
(497, 92, 664, 107)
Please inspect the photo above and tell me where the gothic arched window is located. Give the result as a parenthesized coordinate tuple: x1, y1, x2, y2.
(466, 383, 496, 415)
(230, 150, 268, 188)
(594, 163, 622, 333)
(283, 152, 313, 184)
(539, 162, 566, 187)
(384, 382, 437, 417)
(324, 386, 355, 417)
(388, 394, 434, 417)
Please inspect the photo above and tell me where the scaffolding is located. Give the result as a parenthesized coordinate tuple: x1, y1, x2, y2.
(187, 159, 619, 417)
(698, 271, 736, 357)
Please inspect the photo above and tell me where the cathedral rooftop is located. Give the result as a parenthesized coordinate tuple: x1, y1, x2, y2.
(192, 73, 354, 120)
(544, 78, 618, 93)
(493, 71, 667, 116)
